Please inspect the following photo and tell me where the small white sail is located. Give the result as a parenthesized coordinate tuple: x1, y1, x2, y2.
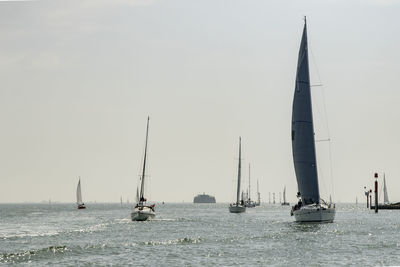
(383, 174, 389, 204)
(136, 187, 140, 203)
(76, 178, 83, 205)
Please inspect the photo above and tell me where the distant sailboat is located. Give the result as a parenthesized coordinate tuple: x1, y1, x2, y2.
(371, 173, 400, 209)
(76, 177, 86, 209)
(281, 186, 289, 206)
(245, 164, 256, 208)
(131, 117, 155, 221)
(255, 180, 261, 206)
(229, 137, 246, 213)
(290, 18, 335, 222)
(383, 173, 389, 204)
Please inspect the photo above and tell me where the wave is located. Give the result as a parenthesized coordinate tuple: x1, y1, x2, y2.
(140, 237, 202, 246)
(0, 246, 68, 264)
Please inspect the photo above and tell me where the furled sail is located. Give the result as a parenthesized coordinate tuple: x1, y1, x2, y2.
(291, 20, 320, 205)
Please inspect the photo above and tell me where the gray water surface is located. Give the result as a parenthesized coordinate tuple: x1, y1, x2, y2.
(0, 203, 399, 266)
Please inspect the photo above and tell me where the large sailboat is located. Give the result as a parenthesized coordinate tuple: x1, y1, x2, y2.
(229, 137, 246, 213)
(76, 177, 86, 209)
(290, 18, 335, 222)
(131, 117, 156, 221)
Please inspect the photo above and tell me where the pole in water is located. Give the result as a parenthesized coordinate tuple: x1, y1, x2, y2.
(369, 192, 372, 209)
(374, 173, 378, 213)
(364, 187, 369, 208)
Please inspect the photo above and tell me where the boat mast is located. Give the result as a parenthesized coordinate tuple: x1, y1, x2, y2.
(236, 137, 242, 204)
(139, 116, 150, 203)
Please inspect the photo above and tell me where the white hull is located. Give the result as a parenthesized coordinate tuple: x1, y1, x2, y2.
(292, 204, 335, 223)
(229, 204, 246, 213)
(131, 207, 155, 221)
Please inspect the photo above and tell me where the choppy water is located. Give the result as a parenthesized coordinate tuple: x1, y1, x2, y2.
(0, 203, 399, 266)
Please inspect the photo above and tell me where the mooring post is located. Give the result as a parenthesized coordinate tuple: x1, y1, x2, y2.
(369, 192, 372, 209)
(364, 187, 369, 208)
(374, 173, 378, 213)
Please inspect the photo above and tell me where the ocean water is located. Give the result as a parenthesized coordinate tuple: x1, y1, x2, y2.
(0, 203, 399, 266)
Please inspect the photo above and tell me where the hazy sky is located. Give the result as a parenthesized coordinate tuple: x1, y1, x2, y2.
(1, 0, 399, 203)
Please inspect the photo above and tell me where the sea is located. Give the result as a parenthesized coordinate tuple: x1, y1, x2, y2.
(0, 203, 399, 266)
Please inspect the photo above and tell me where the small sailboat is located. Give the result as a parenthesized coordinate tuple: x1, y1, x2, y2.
(229, 137, 246, 213)
(290, 18, 335, 222)
(244, 163, 256, 208)
(371, 173, 400, 209)
(281, 186, 290, 206)
(255, 180, 261, 206)
(131, 116, 155, 221)
(383, 173, 389, 204)
(76, 177, 86, 209)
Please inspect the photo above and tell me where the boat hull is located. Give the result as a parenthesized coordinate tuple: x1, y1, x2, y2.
(229, 204, 246, 213)
(131, 208, 155, 221)
(77, 204, 86, 209)
(292, 204, 335, 223)
(245, 202, 256, 208)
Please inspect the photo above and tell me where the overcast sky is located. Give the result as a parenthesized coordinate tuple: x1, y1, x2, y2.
(0, 0, 399, 203)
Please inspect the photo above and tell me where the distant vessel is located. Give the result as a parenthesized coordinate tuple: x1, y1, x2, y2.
(255, 180, 261, 206)
(281, 186, 290, 206)
(194, 193, 216, 203)
(76, 177, 86, 209)
(229, 137, 246, 213)
(131, 117, 155, 221)
(244, 164, 256, 208)
(290, 18, 335, 222)
(371, 174, 400, 209)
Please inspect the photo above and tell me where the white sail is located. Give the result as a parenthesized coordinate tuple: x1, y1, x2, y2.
(136, 187, 140, 203)
(76, 177, 83, 205)
(383, 174, 389, 204)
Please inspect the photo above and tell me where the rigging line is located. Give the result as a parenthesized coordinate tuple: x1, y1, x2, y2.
(310, 43, 335, 200)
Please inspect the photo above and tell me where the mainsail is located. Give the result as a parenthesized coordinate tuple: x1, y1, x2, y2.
(383, 173, 389, 204)
(291, 19, 320, 205)
(76, 178, 83, 205)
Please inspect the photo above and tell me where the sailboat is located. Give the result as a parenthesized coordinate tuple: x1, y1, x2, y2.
(76, 177, 86, 209)
(229, 137, 246, 213)
(383, 173, 389, 204)
(245, 164, 256, 208)
(255, 180, 261, 206)
(371, 173, 400, 209)
(281, 186, 290, 206)
(131, 116, 156, 221)
(290, 18, 335, 222)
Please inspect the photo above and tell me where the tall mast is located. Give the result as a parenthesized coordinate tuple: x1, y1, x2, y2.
(236, 137, 242, 204)
(139, 116, 150, 202)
